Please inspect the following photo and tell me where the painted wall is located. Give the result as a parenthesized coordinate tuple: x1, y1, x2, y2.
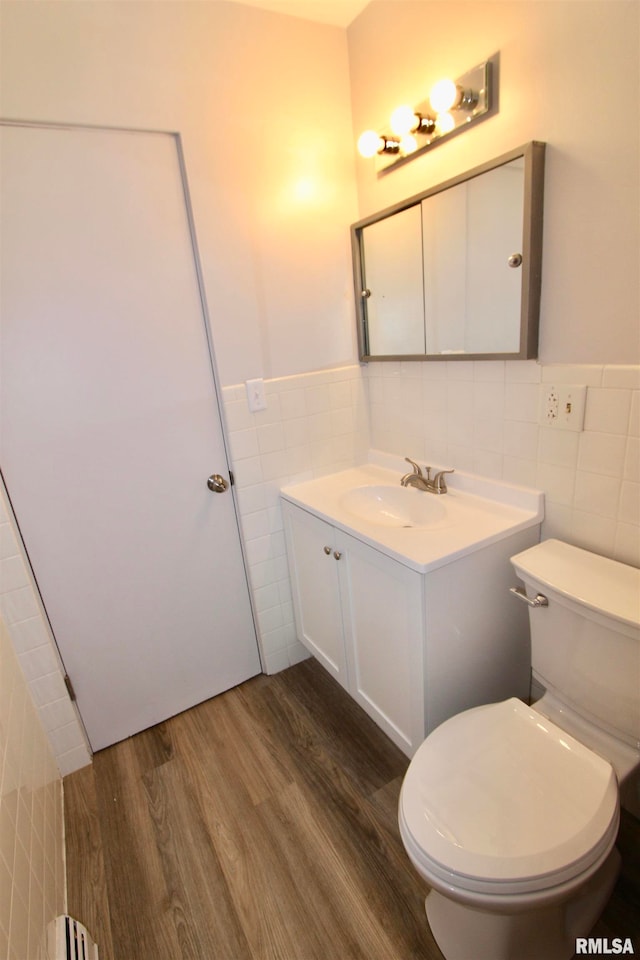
(348, 0, 639, 365)
(0, 616, 66, 959)
(0, 0, 359, 385)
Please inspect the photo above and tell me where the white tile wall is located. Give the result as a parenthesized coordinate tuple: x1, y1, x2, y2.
(366, 361, 640, 567)
(222, 364, 369, 673)
(0, 484, 91, 778)
(0, 617, 66, 960)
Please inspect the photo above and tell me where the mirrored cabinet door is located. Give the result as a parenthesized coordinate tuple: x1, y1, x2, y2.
(352, 141, 545, 362)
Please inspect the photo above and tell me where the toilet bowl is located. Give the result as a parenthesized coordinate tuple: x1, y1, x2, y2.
(398, 540, 640, 960)
(399, 698, 621, 960)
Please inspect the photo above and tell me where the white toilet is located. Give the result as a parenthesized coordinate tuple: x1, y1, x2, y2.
(398, 539, 640, 960)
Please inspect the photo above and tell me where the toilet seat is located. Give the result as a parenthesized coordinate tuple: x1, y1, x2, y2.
(399, 699, 619, 898)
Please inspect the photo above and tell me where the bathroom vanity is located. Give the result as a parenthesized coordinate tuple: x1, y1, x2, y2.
(281, 455, 543, 756)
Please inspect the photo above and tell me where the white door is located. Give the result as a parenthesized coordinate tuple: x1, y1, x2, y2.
(0, 123, 262, 750)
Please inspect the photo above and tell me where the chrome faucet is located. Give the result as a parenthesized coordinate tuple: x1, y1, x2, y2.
(400, 458, 454, 494)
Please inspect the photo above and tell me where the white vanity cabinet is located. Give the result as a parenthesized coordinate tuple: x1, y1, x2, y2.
(281, 459, 543, 759)
(282, 500, 426, 755)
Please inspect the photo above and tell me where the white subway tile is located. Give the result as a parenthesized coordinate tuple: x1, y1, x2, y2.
(309, 411, 333, 440)
(541, 502, 573, 543)
(540, 365, 603, 387)
(536, 462, 576, 506)
(578, 432, 626, 476)
(474, 419, 504, 454)
(287, 642, 310, 667)
(247, 559, 278, 589)
(0, 524, 18, 562)
(629, 392, 640, 437)
(446, 361, 474, 381)
(304, 384, 331, 414)
(618, 482, 640, 525)
(505, 382, 541, 422)
(55, 746, 91, 777)
(263, 648, 290, 674)
(473, 450, 503, 479)
(570, 510, 616, 557)
(232, 456, 263, 488)
(253, 583, 281, 613)
(279, 388, 307, 420)
(0, 556, 29, 595)
(584, 388, 632, 434)
(0, 621, 65, 958)
(624, 437, 640, 482)
(330, 380, 351, 409)
(224, 398, 255, 432)
(0, 588, 40, 626)
(474, 361, 505, 381)
(18, 645, 60, 683)
(505, 360, 542, 383)
(504, 421, 540, 460)
(602, 365, 640, 389)
(253, 393, 282, 426)
(473, 382, 505, 420)
(27, 672, 69, 710)
(241, 509, 271, 542)
(235, 483, 267, 515)
(538, 427, 579, 469)
(574, 472, 620, 519)
(257, 422, 285, 455)
(5, 618, 51, 656)
(228, 428, 259, 461)
(614, 522, 640, 568)
(503, 457, 538, 488)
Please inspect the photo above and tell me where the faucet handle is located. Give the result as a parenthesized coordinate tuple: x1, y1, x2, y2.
(404, 457, 422, 476)
(433, 468, 454, 492)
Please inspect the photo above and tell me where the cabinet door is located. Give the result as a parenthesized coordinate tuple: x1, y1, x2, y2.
(339, 535, 425, 756)
(282, 502, 348, 687)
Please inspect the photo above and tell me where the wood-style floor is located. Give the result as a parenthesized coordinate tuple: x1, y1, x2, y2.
(64, 658, 640, 960)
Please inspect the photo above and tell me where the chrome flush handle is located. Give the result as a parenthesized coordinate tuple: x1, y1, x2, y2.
(509, 586, 548, 607)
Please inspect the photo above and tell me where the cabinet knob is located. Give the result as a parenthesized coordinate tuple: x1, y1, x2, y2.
(323, 546, 332, 555)
(333, 551, 342, 560)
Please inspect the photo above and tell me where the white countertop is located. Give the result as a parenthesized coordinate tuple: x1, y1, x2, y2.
(281, 452, 544, 573)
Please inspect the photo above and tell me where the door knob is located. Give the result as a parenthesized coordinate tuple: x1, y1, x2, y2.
(207, 474, 229, 493)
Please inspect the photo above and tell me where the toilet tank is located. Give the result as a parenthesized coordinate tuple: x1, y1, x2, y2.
(511, 539, 640, 746)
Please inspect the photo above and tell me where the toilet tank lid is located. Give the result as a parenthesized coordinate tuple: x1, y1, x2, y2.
(511, 539, 640, 630)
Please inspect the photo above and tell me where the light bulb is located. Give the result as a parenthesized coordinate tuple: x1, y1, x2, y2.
(390, 105, 418, 136)
(400, 134, 418, 154)
(357, 130, 383, 158)
(435, 112, 455, 135)
(430, 78, 459, 113)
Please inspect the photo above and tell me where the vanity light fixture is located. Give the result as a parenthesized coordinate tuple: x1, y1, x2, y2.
(357, 57, 496, 173)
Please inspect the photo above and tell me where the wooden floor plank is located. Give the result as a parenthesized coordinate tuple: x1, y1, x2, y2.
(141, 759, 253, 960)
(92, 739, 186, 959)
(64, 658, 640, 960)
(63, 764, 115, 960)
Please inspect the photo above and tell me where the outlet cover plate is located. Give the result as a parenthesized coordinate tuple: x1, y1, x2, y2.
(541, 384, 587, 431)
(246, 378, 267, 413)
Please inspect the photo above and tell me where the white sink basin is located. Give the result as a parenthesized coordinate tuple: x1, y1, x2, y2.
(281, 459, 544, 573)
(340, 484, 447, 528)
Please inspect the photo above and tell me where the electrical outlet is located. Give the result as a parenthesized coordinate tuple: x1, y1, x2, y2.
(541, 384, 587, 431)
(246, 377, 267, 412)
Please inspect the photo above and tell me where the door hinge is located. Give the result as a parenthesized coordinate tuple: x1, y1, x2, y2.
(64, 674, 77, 702)
(229, 470, 235, 486)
